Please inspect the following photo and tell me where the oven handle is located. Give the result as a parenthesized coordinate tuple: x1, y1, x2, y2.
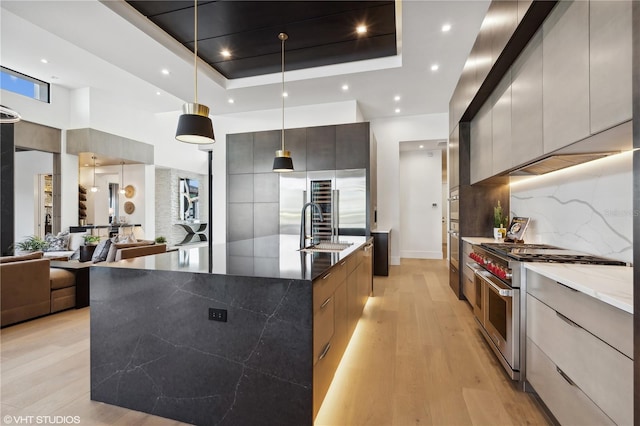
(465, 261, 483, 272)
(475, 271, 513, 297)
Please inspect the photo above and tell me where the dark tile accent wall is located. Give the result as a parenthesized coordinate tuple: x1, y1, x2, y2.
(90, 267, 313, 426)
(285, 128, 307, 172)
(227, 133, 254, 174)
(228, 174, 253, 203)
(253, 203, 279, 237)
(1, 124, 14, 255)
(228, 203, 254, 241)
(253, 130, 280, 173)
(336, 122, 369, 170)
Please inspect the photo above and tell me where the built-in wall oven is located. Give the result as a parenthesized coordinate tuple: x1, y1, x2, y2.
(447, 189, 460, 297)
(468, 243, 628, 383)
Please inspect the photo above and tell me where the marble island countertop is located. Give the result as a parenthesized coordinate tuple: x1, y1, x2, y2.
(525, 263, 633, 314)
(94, 234, 370, 281)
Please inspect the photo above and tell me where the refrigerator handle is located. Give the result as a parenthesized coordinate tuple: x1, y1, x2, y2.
(332, 189, 340, 241)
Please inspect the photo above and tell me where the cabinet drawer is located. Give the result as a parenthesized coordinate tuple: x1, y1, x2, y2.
(313, 262, 345, 313)
(526, 269, 632, 358)
(462, 274, 475, 306)
(346, 253, 358, 275)
(526, 338, 614, 426)
(313, 333, 340, 419)
(527, 295, 632, 426)
(313, 297, 334, 365)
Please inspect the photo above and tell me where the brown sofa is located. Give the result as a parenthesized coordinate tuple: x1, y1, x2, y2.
(0, 251, 76, 327)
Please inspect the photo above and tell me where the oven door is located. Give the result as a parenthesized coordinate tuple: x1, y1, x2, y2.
(475, 270, 519, 370)
(467, 262, 484, 322)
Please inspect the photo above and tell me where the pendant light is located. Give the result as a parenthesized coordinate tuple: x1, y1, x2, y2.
(90, 156, 99, 193)
(272, 32, 294, 172)
(175, 0, 215, 144)
(119, 161, 126, 195)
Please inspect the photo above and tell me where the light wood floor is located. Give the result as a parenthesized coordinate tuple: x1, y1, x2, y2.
(1, 259, 549, 426)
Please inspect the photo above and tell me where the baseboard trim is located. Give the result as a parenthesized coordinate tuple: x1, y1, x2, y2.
(390, 256, 401, 265)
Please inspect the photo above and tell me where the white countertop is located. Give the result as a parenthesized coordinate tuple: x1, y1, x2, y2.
(525, 263, 633, 314)
(461, 236, 497, 245)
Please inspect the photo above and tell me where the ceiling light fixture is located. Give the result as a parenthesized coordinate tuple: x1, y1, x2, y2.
(119, 161, 126, 195)
(175, 0, 215, 144)
(221, 49, 231, 58)
(161, 69, 170, 75)
(442, 23, 451, 32)
(395, 108, 400, 113)
(342, 84, 349, 91)
(90, 156, 99, 193)
(394, 95, 401, 101)
(431, 64, 439, 71)
(0, 105, 21, 123)
(40, 58, 48, 64)
(356, 25, 367, 34)
(419, 145, 424, 149)
(228, 98, 234, 104)
(273, 32, 294, 173)
(282, 91, 288, 98)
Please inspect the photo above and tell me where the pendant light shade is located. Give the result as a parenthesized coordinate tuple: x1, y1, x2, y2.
(90, 156, 99, 193)
(273, 32, 294, 172)
(175, 0, 215, 144)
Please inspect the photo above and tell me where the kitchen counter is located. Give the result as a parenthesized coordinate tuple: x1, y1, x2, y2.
(525, 263, 633, 314)
(94, 234, 368, 281)
(461, 236, 497, 245)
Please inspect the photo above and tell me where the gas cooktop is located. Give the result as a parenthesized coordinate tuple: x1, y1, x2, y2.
(480, 242, 627, 266)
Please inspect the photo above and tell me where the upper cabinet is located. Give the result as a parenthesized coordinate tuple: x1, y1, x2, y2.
(542, 0, 590, 154)
(511, 30, 543, 168)
(491, 70, 512, 175)
(306, 126, 336, 171)
(335, 123, 370, 170)
(589, 0, 632, 134)
(470, 101, 493, 184)
(449, 126, 460, 190)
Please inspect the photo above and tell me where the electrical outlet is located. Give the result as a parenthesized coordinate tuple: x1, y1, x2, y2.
(208, 308, 227, 322)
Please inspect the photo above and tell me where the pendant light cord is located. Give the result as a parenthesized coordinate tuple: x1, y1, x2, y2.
(93, 156, 96, 187)
(281, 33, 286, 151)
(194, 0, 198, 104)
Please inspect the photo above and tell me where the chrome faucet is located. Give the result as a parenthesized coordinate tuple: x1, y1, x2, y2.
(300, 202, 324, 249)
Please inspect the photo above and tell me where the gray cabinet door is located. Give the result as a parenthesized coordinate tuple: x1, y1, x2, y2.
(511, 30, 543, 168)
(306, 125, 336, 171)
(589, 0, 632, 134)
(227, 133, 254, 174)
(491, 70, 512, 175)
(542, 0, 590, 153)
(336, 122, 369, 170)
(448, 125, 459, 189)
(470, 101, 493, 184)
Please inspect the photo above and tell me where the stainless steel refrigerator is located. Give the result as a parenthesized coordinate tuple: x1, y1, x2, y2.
(279, 169, 367, 241)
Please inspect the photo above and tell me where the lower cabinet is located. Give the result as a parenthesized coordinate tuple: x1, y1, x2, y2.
(313, 241, 373, 419)
(526, 270, 632, 426)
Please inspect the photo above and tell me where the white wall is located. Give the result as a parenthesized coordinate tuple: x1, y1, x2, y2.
(510, 151, 633, 263)
(210, 100, 362, 244)
(399, 149, 443, 259)
(14, 151, 53, 241)
(370, 113, 449, 264)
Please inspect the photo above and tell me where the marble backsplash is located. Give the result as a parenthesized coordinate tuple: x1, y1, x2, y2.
(509, 151, 633, 264)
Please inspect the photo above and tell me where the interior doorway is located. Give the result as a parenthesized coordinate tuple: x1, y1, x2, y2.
(398, 140, 446, 260)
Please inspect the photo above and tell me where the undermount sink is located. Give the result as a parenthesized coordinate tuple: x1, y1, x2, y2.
(299, 241, 353, 253)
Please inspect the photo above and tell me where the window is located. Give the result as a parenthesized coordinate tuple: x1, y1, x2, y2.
(0, 66, 50, 103)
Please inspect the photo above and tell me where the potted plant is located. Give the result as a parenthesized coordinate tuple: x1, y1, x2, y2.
(83, 235, 101, 246)
(14, 235, 48, 254)
(493, 201, 506, 240)
(155, 236, 167, 244)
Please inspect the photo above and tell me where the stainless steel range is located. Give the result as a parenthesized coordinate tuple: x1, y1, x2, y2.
(467, 242, 627, 383)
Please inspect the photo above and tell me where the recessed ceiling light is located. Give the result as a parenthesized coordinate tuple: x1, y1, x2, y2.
(442, 23, 451, 32)
(221, 49, 231, 58)
(282, 91, 288, 98)
(161, 69, 170, 75)
(156, 91, 161, 96)
(228, 98, 234, 104)
(40, 58, 48, 64)
(395, 108, 401, 113)
(431, 64, 439, 71)
(419, 145, 424, 149)
(356, 25, 367, 34)
(342, 84, 349, 91)
(394, 95, 401, 102)
(50, 76, 59, 80)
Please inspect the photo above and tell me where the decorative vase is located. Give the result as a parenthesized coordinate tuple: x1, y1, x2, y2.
(493, 227, 502, 241)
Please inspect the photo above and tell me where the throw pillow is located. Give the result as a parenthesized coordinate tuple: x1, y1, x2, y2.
(105, 237, 121, 262)
(68, 231, 89, 251)
(91, 238, 113, 263)
(43, 232, 70, 252)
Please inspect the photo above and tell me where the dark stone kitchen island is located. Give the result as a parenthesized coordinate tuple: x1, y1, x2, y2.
(89, 234, 371, 426)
